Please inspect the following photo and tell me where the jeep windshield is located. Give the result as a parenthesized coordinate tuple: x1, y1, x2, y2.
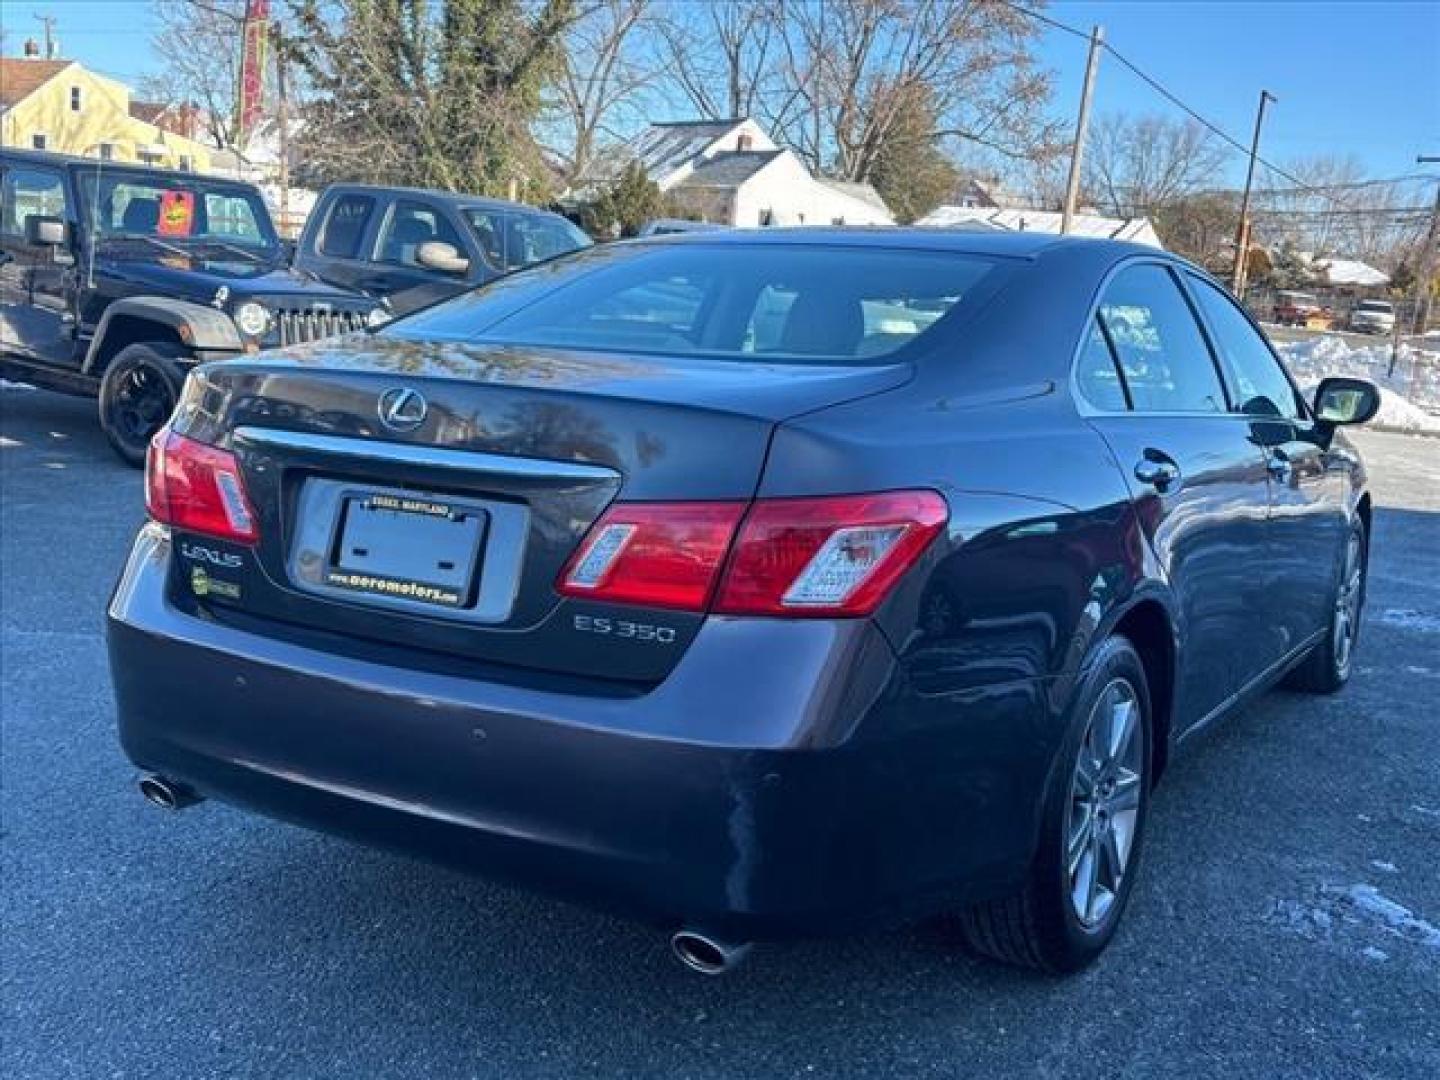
(77, 170, 280, 252)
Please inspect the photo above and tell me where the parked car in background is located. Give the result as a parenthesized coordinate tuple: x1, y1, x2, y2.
(293, 183, 592, 315)
(0, 149, 386, 464)
(638, 218, 725, 237)
(1349, 299, 1396, 335)
(1271, 290, 1331, 328)
(110, 232, 1379, 977)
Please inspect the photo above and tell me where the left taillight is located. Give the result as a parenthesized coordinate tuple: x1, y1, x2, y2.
(145, 428, 258, 544)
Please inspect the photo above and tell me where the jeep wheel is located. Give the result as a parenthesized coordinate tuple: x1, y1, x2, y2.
(98, 343, 186, 467)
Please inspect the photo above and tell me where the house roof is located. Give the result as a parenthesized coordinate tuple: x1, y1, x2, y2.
(1317, 258, 1389, 287)
(129, 100, 172, 125)
(816, 178, 891, 214)
(627, 119, 750, 180)
(0, 58, 74, 108)
(916, 205, 1164, 249)
(677, 150, 784, 188)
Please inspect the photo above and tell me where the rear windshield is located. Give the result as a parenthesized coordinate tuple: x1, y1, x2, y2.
(391, 242, 1002, 363)
(1357, 301, 1392, 313)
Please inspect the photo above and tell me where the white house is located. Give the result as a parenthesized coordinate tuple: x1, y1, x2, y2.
(917, 205, 1164, 249)
(596, 119, 893, 228)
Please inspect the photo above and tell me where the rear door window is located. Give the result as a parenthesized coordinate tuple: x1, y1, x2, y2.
(1187, 275, 1301, 419)
(1096, 264, 1227, 414)
(319, 194, 375, 259)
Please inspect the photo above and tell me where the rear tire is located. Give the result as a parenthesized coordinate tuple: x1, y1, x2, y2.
(1284, 517, 1367, 694)
(98, 342, 186, 467)
(958, 636, 1153, 972)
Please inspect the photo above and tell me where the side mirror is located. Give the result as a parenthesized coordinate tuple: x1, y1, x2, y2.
(416, 241, 470, 276)
(24, 215, 67, 246)
(1313, 377, 1380, 427)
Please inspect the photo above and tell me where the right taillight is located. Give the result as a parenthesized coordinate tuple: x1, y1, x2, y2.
(557, 490, 946, 617)
(145, 428, 258, 544)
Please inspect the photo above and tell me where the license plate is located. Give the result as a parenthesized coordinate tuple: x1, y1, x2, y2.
(324, 493, 485, 609)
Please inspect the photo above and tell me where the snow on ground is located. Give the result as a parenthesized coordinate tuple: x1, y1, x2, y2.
(1277, 335, 1440, 436)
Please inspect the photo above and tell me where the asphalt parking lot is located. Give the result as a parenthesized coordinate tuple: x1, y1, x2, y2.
(3, 386, 1437, 1079)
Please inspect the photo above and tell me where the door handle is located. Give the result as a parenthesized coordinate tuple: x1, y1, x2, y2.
(1266, 448, 1293, 484)
(1134, 452, 1182, 493)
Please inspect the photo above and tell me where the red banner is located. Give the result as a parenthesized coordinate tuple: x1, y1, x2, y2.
(237, 0, 270, 144)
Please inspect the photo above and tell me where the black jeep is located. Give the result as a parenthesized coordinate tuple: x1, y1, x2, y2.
(0, 150, 386, 464)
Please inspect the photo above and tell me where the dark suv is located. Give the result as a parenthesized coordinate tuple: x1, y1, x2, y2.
(0, 150, 385, 464)
(293, 183, 591, 316)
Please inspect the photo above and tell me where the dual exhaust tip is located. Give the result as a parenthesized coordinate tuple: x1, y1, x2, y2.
(137, 775, 750, 973)
(138, 774, 203, 811)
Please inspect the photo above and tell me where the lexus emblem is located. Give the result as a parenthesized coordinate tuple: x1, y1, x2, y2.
(378, 387, 427, 432)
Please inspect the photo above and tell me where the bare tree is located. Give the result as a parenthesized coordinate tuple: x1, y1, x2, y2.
(653, 2, 779, 122)
(544, 0, 657, 189)
(773, 0, 1055, 181)
(651, 0, 1054, 184)
(141, 0, 255, 149)
(1083, 114, 1230, 219)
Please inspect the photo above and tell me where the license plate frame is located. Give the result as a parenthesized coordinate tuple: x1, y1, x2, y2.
(323, 492, 487, 610)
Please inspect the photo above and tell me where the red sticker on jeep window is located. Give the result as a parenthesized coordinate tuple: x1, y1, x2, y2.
(157, 190, 195, 236)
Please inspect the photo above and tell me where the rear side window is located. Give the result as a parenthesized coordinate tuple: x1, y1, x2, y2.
(1187, 275, 1300, 419)
(412, 244, 1001, 363)
(1076, 318, 1128, 411)
(1096, 264, 1227, 414)
(319, 194, 375, 259)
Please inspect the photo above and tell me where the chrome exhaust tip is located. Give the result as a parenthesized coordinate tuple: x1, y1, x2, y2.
(670, 930, 752, 975)
(138, 774, 202, 811)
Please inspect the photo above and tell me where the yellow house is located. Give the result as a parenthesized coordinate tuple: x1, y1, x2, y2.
(0, 58, 214, 172)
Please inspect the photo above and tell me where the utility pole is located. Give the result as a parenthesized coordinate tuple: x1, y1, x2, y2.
(1061, 25, 1104, 235)
(1413, 155, 1440, 336)
(1231, 89, 1276, 295)
(33, 14, 58, 58)
(274, 25, 291, 236)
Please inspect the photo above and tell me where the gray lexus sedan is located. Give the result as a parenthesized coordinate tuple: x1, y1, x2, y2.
(107, 231, 1379, 975)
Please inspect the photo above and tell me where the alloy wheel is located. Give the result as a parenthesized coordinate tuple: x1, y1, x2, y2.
(1333, 529, 1364, 675)
(1065, 677, 1144, 929)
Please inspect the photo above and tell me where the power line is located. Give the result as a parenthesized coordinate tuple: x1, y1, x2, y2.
(1000, 0, 1359, 210)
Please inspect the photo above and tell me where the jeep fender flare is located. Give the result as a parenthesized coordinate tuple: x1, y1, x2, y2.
(82, 297, 242, 374)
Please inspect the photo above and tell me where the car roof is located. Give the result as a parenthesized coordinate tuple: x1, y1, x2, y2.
(618, 226, 1159, 262)
(323, 182, 564, 217)
(0, 146, 261, 190)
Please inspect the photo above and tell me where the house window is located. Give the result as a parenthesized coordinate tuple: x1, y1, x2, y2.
(737, 132, 754, 151)
(98, 143, 115, 161)
(31, 133, 49, 150)
(831, 217, 845, 226)
(758, 209, 773, 227)
(179, 156, 193, 172)
(70, 86, 83, 112)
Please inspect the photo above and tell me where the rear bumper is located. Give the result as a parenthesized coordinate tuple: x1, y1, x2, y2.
(107, 526, 1055, 939)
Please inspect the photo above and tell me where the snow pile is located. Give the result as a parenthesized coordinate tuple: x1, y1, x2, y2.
(1276, 335, 1440, 436)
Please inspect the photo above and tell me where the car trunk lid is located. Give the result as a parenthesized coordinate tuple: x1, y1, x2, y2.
(165, 339, 909, 683)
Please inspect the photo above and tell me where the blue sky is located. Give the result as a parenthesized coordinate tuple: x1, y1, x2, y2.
(3, 0, 1437, 185)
